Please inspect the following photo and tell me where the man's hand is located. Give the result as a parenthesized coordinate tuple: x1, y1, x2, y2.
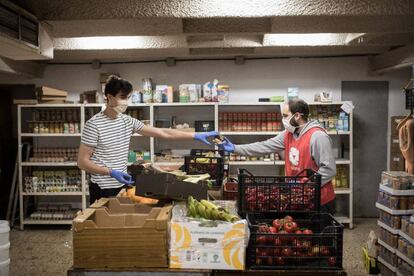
(217, 137, 235, 153)
(110, 170, 135, 186)
(193, 131, 219, 145)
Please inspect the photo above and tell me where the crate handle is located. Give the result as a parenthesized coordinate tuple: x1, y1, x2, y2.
(238, 168, 254, 176)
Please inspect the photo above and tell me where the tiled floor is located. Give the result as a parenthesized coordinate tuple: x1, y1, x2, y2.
(8, 218, 377, 276)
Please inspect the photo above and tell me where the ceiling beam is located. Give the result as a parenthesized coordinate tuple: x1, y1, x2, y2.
(369, 44, 414, 74)
(0, 57, 45, 78)
(17, 0, 414, 20)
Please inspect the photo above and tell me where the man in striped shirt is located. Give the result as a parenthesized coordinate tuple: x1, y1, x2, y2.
(78, 76, 217, 204)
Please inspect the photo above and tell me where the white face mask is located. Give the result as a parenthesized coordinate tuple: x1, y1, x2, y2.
(282, 114, 297, 133)
(113, 99, 128, 114)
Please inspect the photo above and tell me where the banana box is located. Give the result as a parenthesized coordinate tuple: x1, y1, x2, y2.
(169, 203, 248, 270)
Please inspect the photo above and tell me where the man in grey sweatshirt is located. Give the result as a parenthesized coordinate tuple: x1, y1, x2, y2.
(219, 99, 337, 213)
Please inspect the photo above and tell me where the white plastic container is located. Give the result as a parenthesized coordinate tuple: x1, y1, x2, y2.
(0, 243, 9, 263)
(0, 221, 9, 246)
(0, 259, 10, 276)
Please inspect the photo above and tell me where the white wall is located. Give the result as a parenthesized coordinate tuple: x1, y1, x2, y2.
(0, 56, 410, 162)
(0, 56, 409, 112)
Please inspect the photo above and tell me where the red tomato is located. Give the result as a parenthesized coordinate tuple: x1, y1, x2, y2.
(284, 215, 294, 222)
(284, 222, 298, 233)
(302, 229, 313, 235)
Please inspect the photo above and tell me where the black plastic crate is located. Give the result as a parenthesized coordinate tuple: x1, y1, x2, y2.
(184, 155, 224, 187)
(195, 120, 215, 132)
(238, 169, 321, 214)
(404, 88, 414, 110)
(190, 149, 225, 157)
(247, 213, 343, 270)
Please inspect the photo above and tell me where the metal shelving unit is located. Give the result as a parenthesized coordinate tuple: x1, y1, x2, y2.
(18, 104, 85, 229)
(18, 102, 354, 228)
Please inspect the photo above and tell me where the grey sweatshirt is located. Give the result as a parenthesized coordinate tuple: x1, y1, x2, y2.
(234, 120, 336, 186)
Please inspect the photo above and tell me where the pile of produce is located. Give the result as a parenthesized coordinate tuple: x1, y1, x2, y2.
(244, 185, 316, 212)
(187, 196, 239, 222)
(121, 187, 159, 204)
(253, 215, 337, 266)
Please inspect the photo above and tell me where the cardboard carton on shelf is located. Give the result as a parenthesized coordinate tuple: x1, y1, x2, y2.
(390, 153, 405, 172)
(72, 197, 172, 269)
(169, 202, 248, 270)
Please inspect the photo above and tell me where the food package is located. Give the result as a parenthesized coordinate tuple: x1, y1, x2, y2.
(203, 82, 212, 102)
(381, 171, 412, 190)
(169, 202, 249, 270)
(217, 85, 229, 103)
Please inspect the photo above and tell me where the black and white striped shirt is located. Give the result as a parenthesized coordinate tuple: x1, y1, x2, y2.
(81, 111, 144, 189)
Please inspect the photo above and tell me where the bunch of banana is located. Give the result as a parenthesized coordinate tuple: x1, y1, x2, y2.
(187, 196, 239, 222)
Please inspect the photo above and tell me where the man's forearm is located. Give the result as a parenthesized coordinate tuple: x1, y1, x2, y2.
(161, 128, 194, 140)
(78, 159, 110, 176)
(234, 133, 285, 156)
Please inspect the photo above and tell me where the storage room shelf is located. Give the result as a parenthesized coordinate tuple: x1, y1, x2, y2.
(230, 159, 349, 166)
(334, 189, 351, 194)
(19, 104, 82, 108)
(22, 192, 82, 196)
(154, 161, 184, 166)
(375, 202, 414, 215)
(377, 220, 399, 235)
(229, 161, 278, 165)
(378, 239, 397, 253)
(335, 216, 351, 224)
(399, 231, 414, 247)
(219, 102, 282, 106)
(22, 219, 73, 225)
(396, 250, 414, 268)
(379, 184, 414, 196)
(308, 102, 346, 106)
(378, 256, 397, 272)
(21, 162, 78, 166)
(153, 102, 216, 106)
(327, 131, 351, 135)
(21, 133, 82, 137)
(220, 131, 281, 135)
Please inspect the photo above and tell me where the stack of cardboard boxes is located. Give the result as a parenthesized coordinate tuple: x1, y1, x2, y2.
(390, 116, 405, 171)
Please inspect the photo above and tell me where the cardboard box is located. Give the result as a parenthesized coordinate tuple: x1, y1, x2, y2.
(73, 198, 172, 269)
(391, 116, 405, 137)
(136, 173, 208, 201)
(390, 153, 405, 172)
(390, 137, 401, 154)
(169, 203, 248, 270)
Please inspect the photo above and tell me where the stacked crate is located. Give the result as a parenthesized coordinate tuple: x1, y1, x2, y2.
(237, 169, 344, 270)
(376, 172, 414, 275)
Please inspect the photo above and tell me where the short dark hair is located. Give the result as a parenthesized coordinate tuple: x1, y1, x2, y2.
(288, 99, 309, 120)
(104, 75, 133, 97)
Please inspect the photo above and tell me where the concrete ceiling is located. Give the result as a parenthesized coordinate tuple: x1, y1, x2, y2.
(5, 0, 414, 72)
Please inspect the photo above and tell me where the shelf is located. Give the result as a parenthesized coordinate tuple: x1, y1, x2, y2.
(153, 102, 216, 107)
(21, 133, 82, 137)
(377, 220, 399, 235)
(327, 131, 351, 135)
(378, 256, 397, 272)
(19, 104, 82, 108)
(229, 161, 278, 165)
(21, 162, 78, 167)
(22, 219, 73, 225)
(399, 230, 414, 247)
(308, 102, 346, 106)
(335, 159, 351, 165)
(229, 160, 349, 166)
(378, 239, 397, 253)
(335, 216, 351, 224)
(334, 189, 351, 194)
(219, 102, 282, 106)
(154, 161, 184, 166)
(220, 131, 281, 135)
(22, 192, 82, 196)
(379, 184, 414, 196)
(375, 202, 414, 215)
(396, 250, 414, 268)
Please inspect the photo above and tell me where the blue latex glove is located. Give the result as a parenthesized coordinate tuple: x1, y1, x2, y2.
(193, 131, 219, 145)
(110, 170, 135, 186)
(217, 137, 235, 153)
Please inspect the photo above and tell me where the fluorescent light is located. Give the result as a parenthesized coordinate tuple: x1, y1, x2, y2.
(263, 33, 362, 46)
(54, 36, 186, 50)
